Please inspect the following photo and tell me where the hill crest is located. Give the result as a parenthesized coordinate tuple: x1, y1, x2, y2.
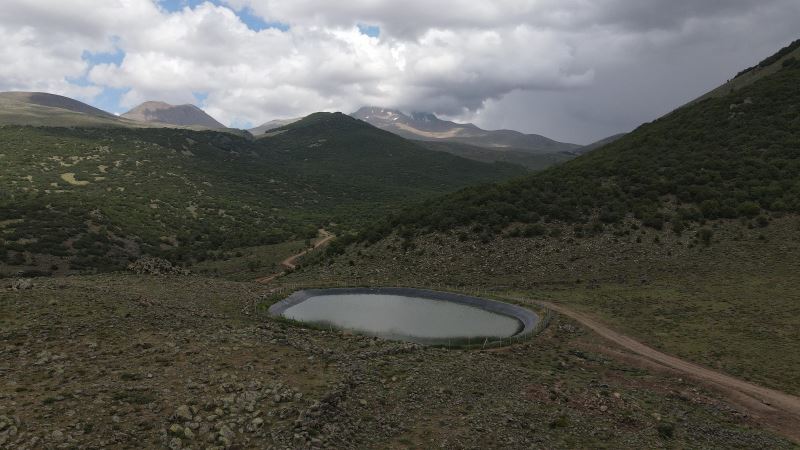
(121, 101, 226, 129)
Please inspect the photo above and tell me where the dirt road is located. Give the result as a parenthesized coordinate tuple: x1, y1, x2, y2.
(522, 299, 800, 443)
(255, 229, 335, 284)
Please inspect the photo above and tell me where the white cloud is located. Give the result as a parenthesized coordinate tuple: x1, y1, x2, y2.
(0, 0, 798, 141)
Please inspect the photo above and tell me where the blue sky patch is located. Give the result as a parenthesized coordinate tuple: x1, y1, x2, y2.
(358, 24, 381, 38)
(158, 0, 289, 32)
(237, 6, 290, 32)
(192, 91, 209, 105)
(93, 87, 132, 115)
(82, 48, 125, 67)
(230, 117, 253, 129)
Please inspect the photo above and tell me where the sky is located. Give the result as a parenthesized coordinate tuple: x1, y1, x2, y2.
(0, 1, 798, 144)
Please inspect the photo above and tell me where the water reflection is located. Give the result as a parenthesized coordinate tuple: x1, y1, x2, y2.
(282, 294, 522, 344)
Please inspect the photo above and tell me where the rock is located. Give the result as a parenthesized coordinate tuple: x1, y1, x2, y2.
(11, 278, 33, 290)
(52, 430, 64, 441)
(174, 405, 193, 422)
(183, 427, 195, 440)
(169, 437, 182, 449)
(169, 424, 184, 436)
(218, 425, 235, 443)
(247, 417, 264, 433)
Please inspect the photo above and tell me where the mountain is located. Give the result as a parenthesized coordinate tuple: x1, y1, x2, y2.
(121, 101, 226, 129)
(573, 133, 627, 154)
(352, 107, 579, 153)
(0, 91, 142, 128)
(0, 111, 524, 274)
(0, 92, 115, 118)
(249, 118, 302, 136)
(358, 51, 800, 241)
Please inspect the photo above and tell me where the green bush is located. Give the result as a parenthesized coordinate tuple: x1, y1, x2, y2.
(657, 422, 675, 439)
(698, 228, 714, 246)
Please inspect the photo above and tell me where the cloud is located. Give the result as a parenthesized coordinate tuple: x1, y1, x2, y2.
(0, 0, 798, 141)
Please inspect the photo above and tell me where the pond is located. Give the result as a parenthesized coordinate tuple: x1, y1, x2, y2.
(269, 288, 539, 345)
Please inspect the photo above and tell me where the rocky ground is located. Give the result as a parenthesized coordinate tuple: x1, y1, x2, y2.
(1, 274, 794, 448)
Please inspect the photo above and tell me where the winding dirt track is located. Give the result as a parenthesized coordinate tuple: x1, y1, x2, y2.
(521, 299, 800, 443)
(254, 229, 334, 284)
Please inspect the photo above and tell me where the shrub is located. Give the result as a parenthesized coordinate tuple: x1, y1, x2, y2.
(737, 201, 761, 218)
(523, 223, 546, 237)
(549, 415, 570, 429)
(672, 220, 686, 235)
(657, 422, 675, 439)
(698, 228, 714, 246)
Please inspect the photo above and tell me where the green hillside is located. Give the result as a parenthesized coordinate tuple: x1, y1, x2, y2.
(365, 56, 800, 240)
(0, 113, 524, 274)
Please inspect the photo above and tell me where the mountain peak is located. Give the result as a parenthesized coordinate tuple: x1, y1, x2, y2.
(352, 105, 578, 153)
(121, 101, 225, 129)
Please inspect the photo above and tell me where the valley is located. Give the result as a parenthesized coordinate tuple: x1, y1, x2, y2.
(0, 12, 799, 449)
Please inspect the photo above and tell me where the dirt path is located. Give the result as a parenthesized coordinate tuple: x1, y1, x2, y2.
(522, 299, 800, 443)
(254, 229, 335, 284)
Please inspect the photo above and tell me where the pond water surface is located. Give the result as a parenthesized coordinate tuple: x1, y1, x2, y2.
(281, 293, 522, 344)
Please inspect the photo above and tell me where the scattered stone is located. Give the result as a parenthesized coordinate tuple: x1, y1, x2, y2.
(169, 437, 182, 449)
(218, 425, 235, 444)
(11, 278, 33, 290)
(174, 405, 193, 422)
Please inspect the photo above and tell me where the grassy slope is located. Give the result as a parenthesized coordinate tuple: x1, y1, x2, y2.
(0, 114, 524, 274)
(192, 239, 307, 281)
(696, 40, 800, 103)
(0, 97, 138, 128)
(290, 213, 800, 396)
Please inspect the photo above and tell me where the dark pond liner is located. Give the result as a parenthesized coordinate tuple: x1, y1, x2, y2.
(268, 287, 540, 343)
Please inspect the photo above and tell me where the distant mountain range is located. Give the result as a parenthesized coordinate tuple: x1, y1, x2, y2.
(121, 101, 226, 129)
(0, 92, 248, 135)
(351, 107, 580, 154)
(0, 91, 620, 162)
